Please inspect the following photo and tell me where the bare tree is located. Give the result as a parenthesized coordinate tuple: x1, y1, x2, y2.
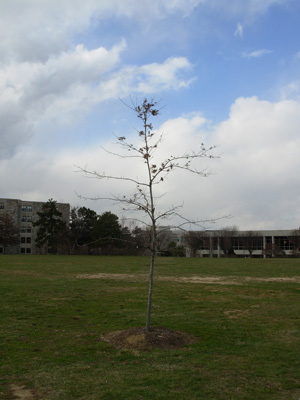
(77, 98, 216, 331)
(288, 229, 300, 257)
(241, 230, 262, 258)
(184, 230, 209, 257)
(218, 226, 239, 257)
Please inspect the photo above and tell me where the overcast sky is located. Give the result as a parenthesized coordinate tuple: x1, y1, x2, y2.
(1, 0, 300, 230)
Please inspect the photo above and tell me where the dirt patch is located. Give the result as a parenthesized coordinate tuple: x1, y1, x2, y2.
(244, 277, 300, 283)
(77, 273, 146, 281)
(76, 273, 237, 284)
(101, 326, 198, 350)
(76, 273, 300, 285)
(224, 309, 250, 319)
(159, 276, 239, 285)
(8, 385, 38, 399)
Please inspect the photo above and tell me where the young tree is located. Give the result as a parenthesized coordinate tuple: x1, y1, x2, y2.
(33, 199, 67, 254)
(78, 98, 216, 331)
(0, 213, 19, 254)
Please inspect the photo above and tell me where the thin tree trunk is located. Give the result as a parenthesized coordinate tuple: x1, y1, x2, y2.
(146, 248, 155, 332)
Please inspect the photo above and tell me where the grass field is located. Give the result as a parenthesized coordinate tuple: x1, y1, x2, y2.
(1, 255, 300, 399)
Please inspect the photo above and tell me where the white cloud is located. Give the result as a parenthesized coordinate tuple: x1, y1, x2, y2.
(0, 0, 289, 63)
(0, 0, 203, 63)
(0, 41, 124, 158)
(0, 0, 298, 231)
(0, 38, 193, 159)
(136, 57, 194, 92)
(208, 96, 300, 229)
(234, 22, 243, 38)
(281, 80, 300, 100)
(242, 49, 272, 58)
(2, 96, 300, 230)
(205, 0, 290, 19)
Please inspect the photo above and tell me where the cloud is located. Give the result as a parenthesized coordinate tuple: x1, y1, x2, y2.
(2, 96, 300, 230)
(242, 49, 272, 58)
(0, 1, 197, 160)
(208, 96, 300, 228)
(0, 0, 289, 63)
(0, 39, 193, 159)
(1, 0, 298, 231)
(0, 0, 203, 63)
(281, 80, 300, 100)
(0, 41, 124, 158)
(234, 22, 243, 38)
(205, 0, 290, 19)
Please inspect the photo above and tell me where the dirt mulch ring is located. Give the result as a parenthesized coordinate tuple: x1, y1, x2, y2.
(101, 326, 198, 351)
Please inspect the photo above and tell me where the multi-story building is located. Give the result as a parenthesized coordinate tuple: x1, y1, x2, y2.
(0, 198, 70, 254)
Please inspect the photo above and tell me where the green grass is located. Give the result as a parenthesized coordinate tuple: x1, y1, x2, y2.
(1, 255, 300, 399)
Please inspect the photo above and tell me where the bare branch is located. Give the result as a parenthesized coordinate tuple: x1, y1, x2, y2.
(75, 165, 149, 187)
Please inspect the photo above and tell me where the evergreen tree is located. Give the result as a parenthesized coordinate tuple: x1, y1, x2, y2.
(0, 213, 19, 254)
(33, 199, 67, 254)
(93, 211, 122, 248)
(70, 206, 97, 252)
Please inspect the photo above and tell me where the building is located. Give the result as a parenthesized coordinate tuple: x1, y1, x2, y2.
(0, 198, 70, 254)
(179, 229, 300, 258)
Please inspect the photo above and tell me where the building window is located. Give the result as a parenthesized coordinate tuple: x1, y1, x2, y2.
(0, 203, 4, 209)
(199, 238, 210, 250)
(275, 236, 293, 251)
(26, 237, 31, 244)
(212, 238, 218, 250)
(27, 216, 32, 222)
(21, 226, 31, 233)
(21, 216, 26, 222)
(21, 248, 26, 254)
(26, 248, 31, 254)
(21, 237, 26, 243)
(232, 238, 244, 250)
(22, 205, 32, 212)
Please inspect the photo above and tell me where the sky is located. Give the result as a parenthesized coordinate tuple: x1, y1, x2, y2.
(1, 0, 300, 231)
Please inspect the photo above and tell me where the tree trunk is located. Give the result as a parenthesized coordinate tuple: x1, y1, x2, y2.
(146, 249, 155, 332)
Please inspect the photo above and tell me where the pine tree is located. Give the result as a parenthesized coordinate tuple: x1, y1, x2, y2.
(34, 199, 67, 254)
(0, 213, 19, 254)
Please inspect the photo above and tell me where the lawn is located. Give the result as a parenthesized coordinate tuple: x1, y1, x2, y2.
(1, 255, 300, 399)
